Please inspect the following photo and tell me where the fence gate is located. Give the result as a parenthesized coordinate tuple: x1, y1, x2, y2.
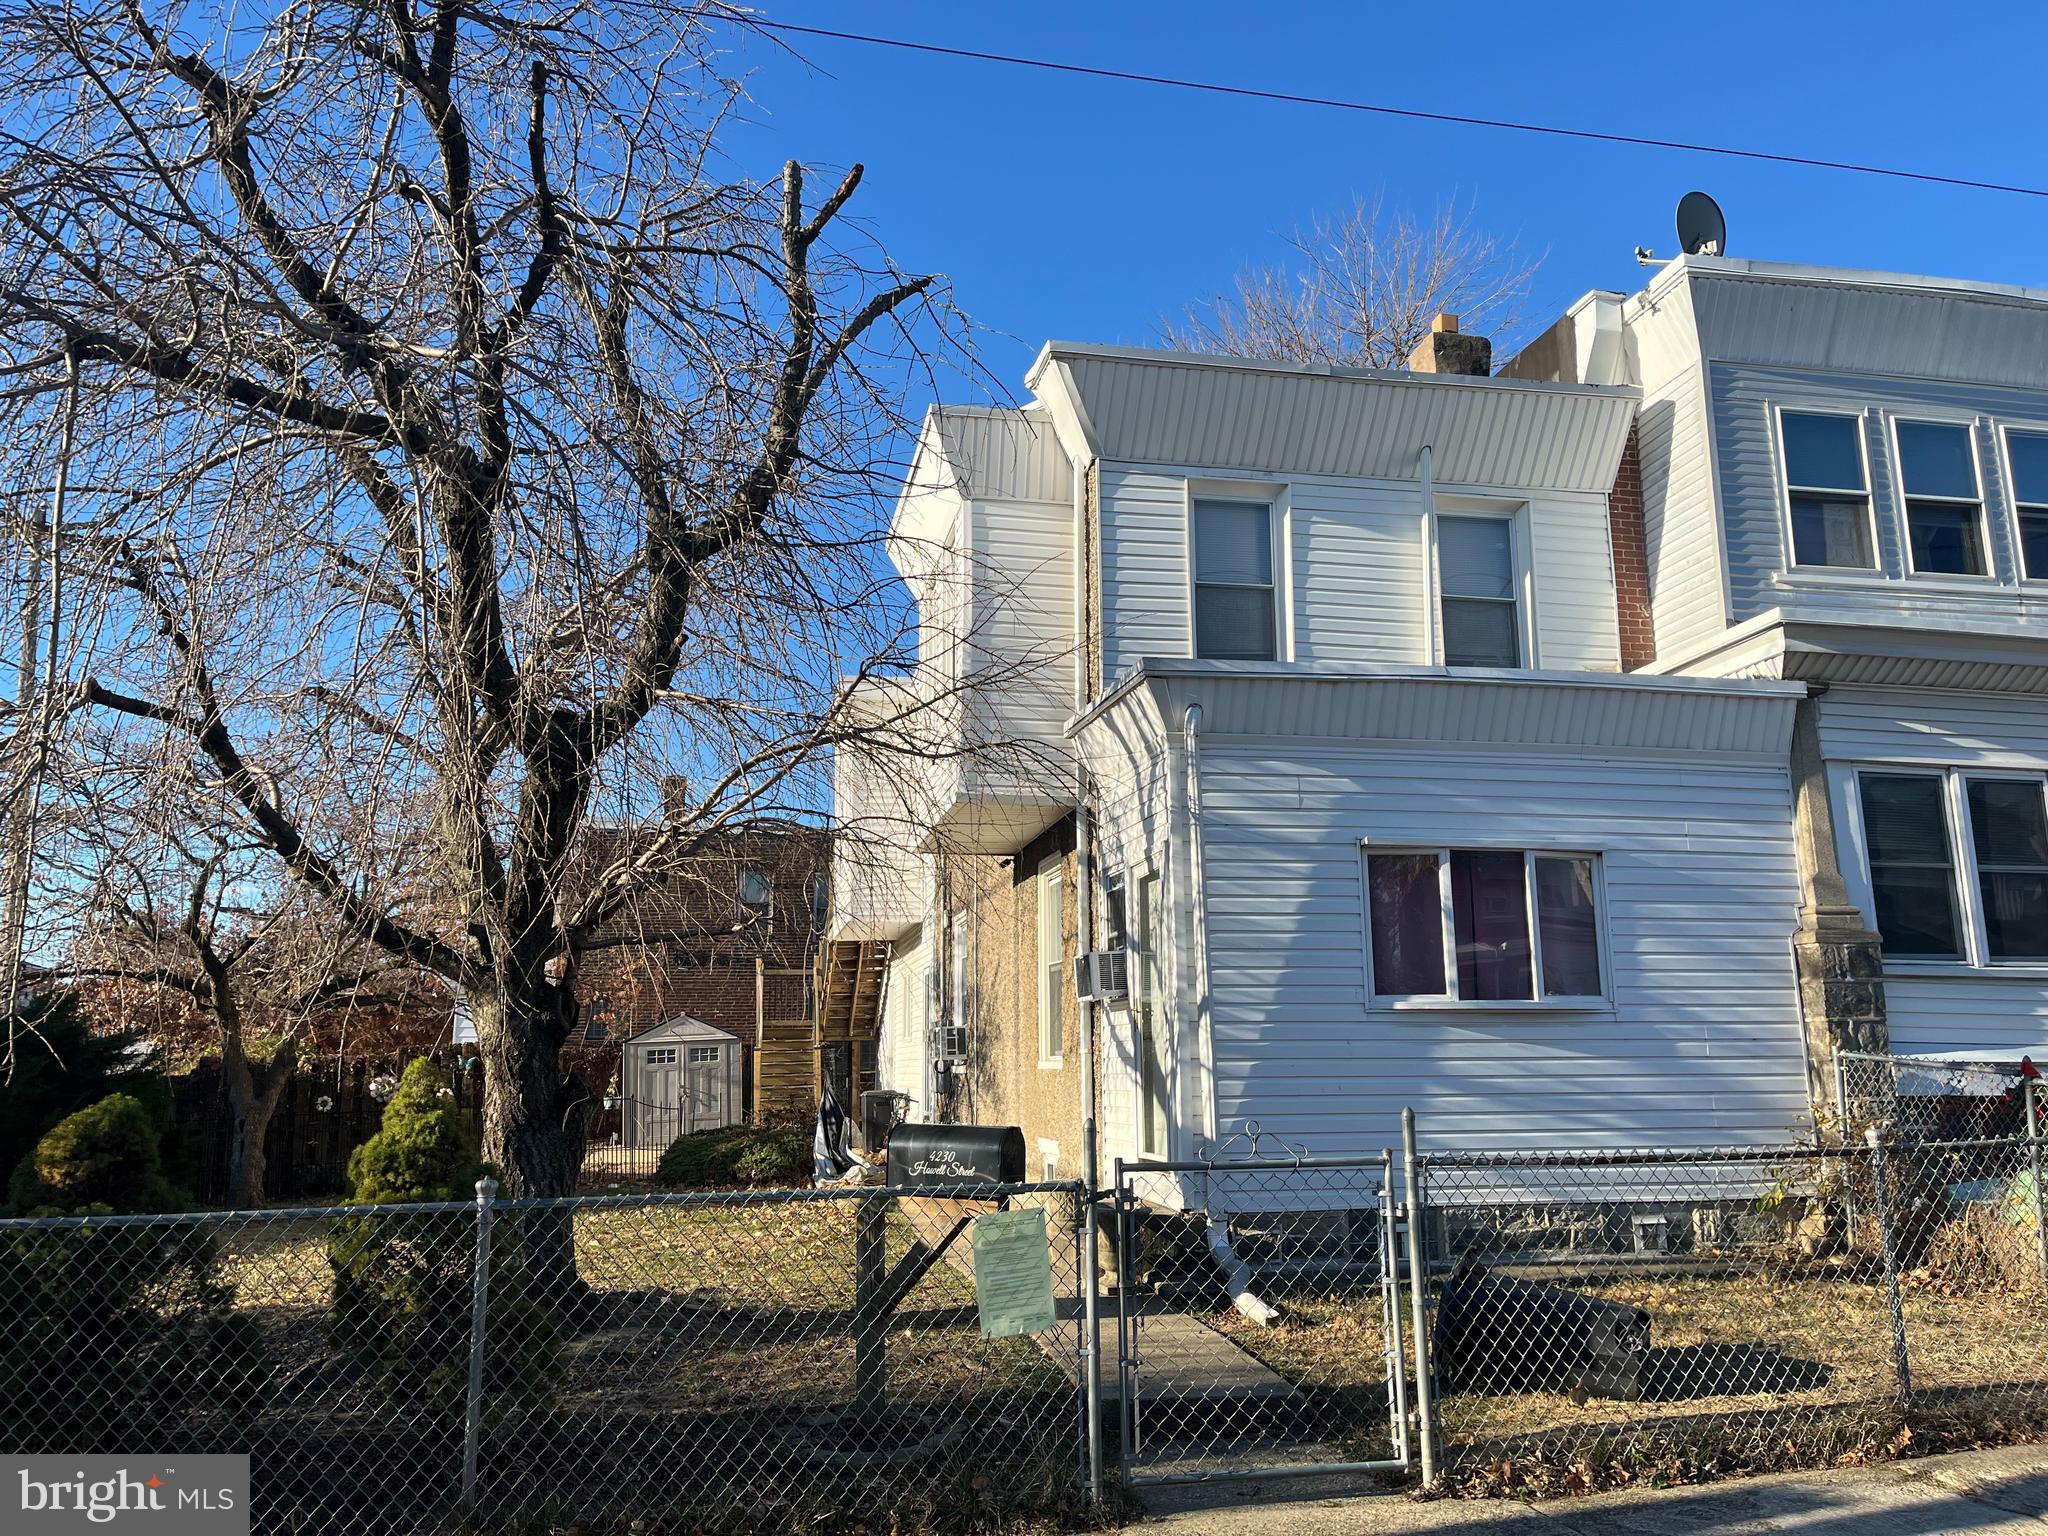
(1113, 1140, 1415, 1486)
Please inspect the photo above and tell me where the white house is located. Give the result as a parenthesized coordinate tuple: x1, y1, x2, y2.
(1508, 257, 2048, 1073)
(820, 256, 2048, 1181)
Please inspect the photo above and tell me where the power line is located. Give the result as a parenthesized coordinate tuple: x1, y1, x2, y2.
(749, 19, 2048, 202)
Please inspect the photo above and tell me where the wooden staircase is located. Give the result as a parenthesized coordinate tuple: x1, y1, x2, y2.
(815, 939, 888, 1044)
(754, 1017, 815, 1124)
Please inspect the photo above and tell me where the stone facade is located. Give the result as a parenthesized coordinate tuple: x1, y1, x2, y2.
(937, 816, 1089, 1181)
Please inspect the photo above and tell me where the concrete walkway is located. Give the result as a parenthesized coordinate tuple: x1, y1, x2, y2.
(1136, 1443, 2048, 1534)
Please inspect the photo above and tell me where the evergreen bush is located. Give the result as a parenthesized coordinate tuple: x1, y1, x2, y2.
(328, 1058, 560, 1415)
(0, 1094, 267, 1450)
(655, 1123, 811, 1188)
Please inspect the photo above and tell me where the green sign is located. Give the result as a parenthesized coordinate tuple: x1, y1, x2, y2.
(971, 1207, 1057, 1338)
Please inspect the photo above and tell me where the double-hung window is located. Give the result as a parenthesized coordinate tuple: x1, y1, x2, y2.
(1895, 421, 1987, 576)
(1437, 515, 1521, 667)
(1365, 847, 1605, 1002)
(1191, 498, 1277, 661)
(1857, 770, 2048, 963)
(1780, 411, 1875, 569)
(2006, 429, 2048, 580)
(1036, 854, 1064, 1064)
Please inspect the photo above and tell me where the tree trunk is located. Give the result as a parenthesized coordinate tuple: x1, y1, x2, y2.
(222, 1037, 296, 1209)
(477, 989, 593, 1312)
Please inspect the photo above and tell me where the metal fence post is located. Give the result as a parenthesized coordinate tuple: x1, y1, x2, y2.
(1074, 1187, 1102, 1507)
(853, 1189, 888, 1409)
(1864, 1128, 1913, 1408)
(461, 1175, 497, 1515)
(2028, 1078, 2048, 1284)
(1401, 1108, 1438, 1485)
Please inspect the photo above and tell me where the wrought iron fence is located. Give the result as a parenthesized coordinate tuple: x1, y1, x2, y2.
(0, 1181, 1090, 1535)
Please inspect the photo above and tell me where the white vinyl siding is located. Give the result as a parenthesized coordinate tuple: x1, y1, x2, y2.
(1197, 744, 1805, 1153)
(1820, 686, 2048, 1056)
(1097, 466, 1618, 683)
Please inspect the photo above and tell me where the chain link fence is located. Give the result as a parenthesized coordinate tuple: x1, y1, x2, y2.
(0, 1181, 1090, 1535)
(1836, 1050, 2041, 1145)
(1114, 1152, 1410, 1486)
(1409, 1128, 2048, 1496)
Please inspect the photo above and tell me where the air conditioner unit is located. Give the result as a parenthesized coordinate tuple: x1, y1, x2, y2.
(1074, 950, 1130, 1005)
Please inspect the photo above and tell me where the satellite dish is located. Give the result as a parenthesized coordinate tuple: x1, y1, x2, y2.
(1676, 191, 1727, 257)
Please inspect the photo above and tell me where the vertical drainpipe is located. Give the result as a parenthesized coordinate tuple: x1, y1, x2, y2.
(1182, 703, 1219, 1147)
(1418, 444, 1439, 665)
(1071, 451, 1104, 1504)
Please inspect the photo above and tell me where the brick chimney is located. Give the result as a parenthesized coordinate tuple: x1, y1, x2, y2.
(1406, 313, 1492, 377)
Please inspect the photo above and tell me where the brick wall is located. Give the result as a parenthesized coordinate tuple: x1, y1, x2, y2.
(1608, 425, 1656, 671)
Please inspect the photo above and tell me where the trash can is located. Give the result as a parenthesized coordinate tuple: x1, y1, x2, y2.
(860, 1089, 910, 1154)
(1435, 1255, 1651, 1400)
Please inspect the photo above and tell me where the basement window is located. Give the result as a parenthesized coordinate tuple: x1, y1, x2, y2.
(1894, 421, 1986, 576)
(1365, 847, 1605, 1003)
(1780, 410, 1875, 569)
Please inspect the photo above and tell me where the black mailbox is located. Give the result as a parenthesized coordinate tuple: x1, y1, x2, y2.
(886, 1123, 1026, 1187)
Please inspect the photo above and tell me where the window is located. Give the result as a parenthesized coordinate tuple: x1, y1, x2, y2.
(1967, 779, 2048, 959)
(1192, 498, 1277, 660)
(1365, 848, 1604, 1002)
(1037, 854, 1064, 1063)
(1437, 515, 1520, 667)
(1857, 769, 2048, 964)
(1780, 411, 1874, 568)
(687, 1045, 720, 1064)
(2006, 429, 2048, 579)
(1132, 872, 1167, 1156)
(1895, 421, 1986, 575)
(644, 1046, 678, 1065)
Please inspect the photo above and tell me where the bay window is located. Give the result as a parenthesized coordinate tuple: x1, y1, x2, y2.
(1365, 847, 1605, 1002)
(1856, 769, 2048, 964)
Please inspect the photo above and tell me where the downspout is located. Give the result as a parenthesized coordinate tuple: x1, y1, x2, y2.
(1183, 701, 1281, 1327)
(1074, 784, 1103, 1502)
(1418, 444, 1439, 664)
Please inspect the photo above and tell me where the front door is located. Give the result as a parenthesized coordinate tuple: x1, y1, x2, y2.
(685, 1044, 725, 1130)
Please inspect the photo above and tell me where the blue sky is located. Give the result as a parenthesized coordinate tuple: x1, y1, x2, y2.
(716, 1, 2048, 405)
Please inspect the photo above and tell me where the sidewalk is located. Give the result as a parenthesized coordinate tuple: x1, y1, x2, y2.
(1135, 1444, 2048, 1534)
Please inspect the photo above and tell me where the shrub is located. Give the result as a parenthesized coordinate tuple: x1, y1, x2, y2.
(328, 1058, 559, 1415)
(0, 993, 170, 1195)
(6, 1093, 178, 1215)
(0, 1094, 267, 1450)
(655, 1123, 811, 1188)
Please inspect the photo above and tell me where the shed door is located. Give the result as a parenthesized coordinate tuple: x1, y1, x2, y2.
(685, 1044, 727, 1130)
(637, 1045, 681, 1146)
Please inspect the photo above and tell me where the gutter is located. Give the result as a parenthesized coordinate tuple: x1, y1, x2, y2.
(1182, 701, 1280, 1328)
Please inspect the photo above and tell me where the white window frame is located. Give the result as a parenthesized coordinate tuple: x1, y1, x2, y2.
(1999, 423, 2048, 584)
(1431, 498, 1535, 669)
(1359, 841, 1611, 1009)
(1773, 403, 1879, 574)
(1845, 764, 2048, 973)
(938, 911, 970, 1061)
(1036, 853, 1064, 1067)
(1887, 415, 1993, 580)
(1184, 479, 1290, 663)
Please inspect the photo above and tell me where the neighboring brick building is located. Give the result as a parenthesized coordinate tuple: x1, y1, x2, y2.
(568, 821, 830, 1122)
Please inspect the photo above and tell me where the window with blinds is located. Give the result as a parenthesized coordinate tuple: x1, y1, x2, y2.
(1436, 515, 1520, 667)
(1191, 498, 1277, 661)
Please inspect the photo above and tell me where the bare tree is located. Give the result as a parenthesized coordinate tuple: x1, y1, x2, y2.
(0, 0, 992, 1294)
(1162, 196, 1541, 369)
(68, 834, 428, 1207)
